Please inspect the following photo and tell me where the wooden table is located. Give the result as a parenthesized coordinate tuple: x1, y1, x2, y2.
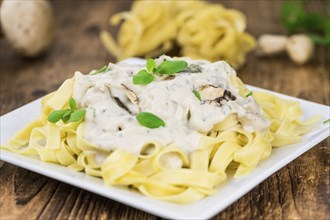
(1, 1, 329, 219)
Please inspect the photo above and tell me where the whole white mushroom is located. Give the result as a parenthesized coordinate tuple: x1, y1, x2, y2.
(0, 0, 55, 57)
(286, 34, 314, 65)
(257, 34, 314, 65)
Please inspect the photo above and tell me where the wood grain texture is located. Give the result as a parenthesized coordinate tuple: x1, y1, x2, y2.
(0, 0, 329, 219)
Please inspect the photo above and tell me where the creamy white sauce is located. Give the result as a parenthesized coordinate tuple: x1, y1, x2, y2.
(73, 56, 269, 155)
(159, 152, 183, 169)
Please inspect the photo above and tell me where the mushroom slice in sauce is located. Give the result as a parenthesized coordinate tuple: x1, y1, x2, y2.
(198, 85, 225, 101)
(223, 89, 236, 101)
(105, 84, 133, 114)
(159, 75, 176, 81)
(212, 90, 237, 107)
(121, 83, 138, 104)
(186, 109, 191, 121)
(184, 64, 203, 73)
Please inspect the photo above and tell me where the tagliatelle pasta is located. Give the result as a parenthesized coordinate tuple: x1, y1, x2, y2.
(101, 0, 255, 68)
(1, 56, 320, 204)
(176, 3, 256, 68)
(101, 1, 180, 60)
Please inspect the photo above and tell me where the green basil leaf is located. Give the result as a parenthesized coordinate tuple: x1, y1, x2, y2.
(323, 119, 330, 124)
(157, 60, 188, 75)
(68, 109, 86, 122)
(300, 13, 326, 32)
(136, 112, 165, 128)
(192, 90, 201, 101)
(146, 59, 156, 73)
(310, 24, 330, 46)
(246, 91, 253, 97)
(62, 110, 73, 122)
(133, 70, 154, 85)
(69, 97, 77, 110)
(280, 1, 305, 33)
(91, 66, 111, 75)
(48, 109, 70, 123)
(280, 1, 329, 46)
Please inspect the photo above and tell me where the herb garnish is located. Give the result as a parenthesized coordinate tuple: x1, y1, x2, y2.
(48, 109, 69, 123)
(156, 60, 188, 75)
(67, 109, 86, 122)
(133, 58, 188, 85)
(90, 66, 111, 75)
(192, 90, 201, 101)
(281, 1, 329, 46)
(133, 70, 154, 85)
(48, 97, 86, 123)
(323, 119, 330, 124)
(136, 112, 165, 128)
(146, 59, 156, 72)
(69, 97, 77, 110)
(246, 91, 253, 97)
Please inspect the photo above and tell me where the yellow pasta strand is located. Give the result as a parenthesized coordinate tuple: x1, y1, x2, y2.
(150, 168, 225, 189)
(1, 119, 43, 155)
(190, 150, 209, 171)
(209, 141, 241, 175)
(139, 185, 205, 204)
(100, 1, 255, 68)
(101, 149, 138, 186)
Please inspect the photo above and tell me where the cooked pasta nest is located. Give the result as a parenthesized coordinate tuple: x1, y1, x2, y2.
(100, 0, 256, 68)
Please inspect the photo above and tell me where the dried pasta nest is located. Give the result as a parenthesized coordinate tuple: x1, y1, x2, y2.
(101, 0, 256, 69)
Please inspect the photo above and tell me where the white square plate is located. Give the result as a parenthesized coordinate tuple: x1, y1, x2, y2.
(1, 58, 329, 219)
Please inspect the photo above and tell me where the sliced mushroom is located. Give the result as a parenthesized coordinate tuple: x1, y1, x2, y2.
(223, 90, 236, 101)
(184, 64, 203, 73)
(159, 75, 176, 81)
(198, 85, 225, 101)
(113, 96, 132, 114)
(212, 90, 237, 106)
(186, 109, 191, 121)
(212, 97, 226, 107)
(106, 84, 132, 114)
(121, 83, 138, 104)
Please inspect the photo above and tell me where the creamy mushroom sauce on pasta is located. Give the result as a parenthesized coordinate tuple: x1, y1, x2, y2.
(73, 56, 269, 155)
(2, 55, 320, 204)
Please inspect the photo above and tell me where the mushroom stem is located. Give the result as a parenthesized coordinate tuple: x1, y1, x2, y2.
(257, 34, 288, 55)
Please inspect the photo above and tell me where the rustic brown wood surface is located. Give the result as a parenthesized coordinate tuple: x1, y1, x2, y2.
(0, 1, 329, 219)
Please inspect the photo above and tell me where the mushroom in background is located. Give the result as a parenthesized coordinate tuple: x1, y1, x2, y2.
(286, 35, 314, 65)
(257, 34, 314, 65)
(0, 0, 55, 57)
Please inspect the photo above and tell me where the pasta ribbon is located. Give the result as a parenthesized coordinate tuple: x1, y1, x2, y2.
(100, 0, 255, 68)
(254, 91, 321, 147)
(101, 1, 178, 60)
(101, 149, 138, 185)
(176, 3, 255, 68)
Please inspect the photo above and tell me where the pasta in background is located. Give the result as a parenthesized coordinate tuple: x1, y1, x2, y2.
(101, 1, 179, 59)
(176, 3, 256, 68)
(101, 0, 256, 68)
(1, 56, 320, 204)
